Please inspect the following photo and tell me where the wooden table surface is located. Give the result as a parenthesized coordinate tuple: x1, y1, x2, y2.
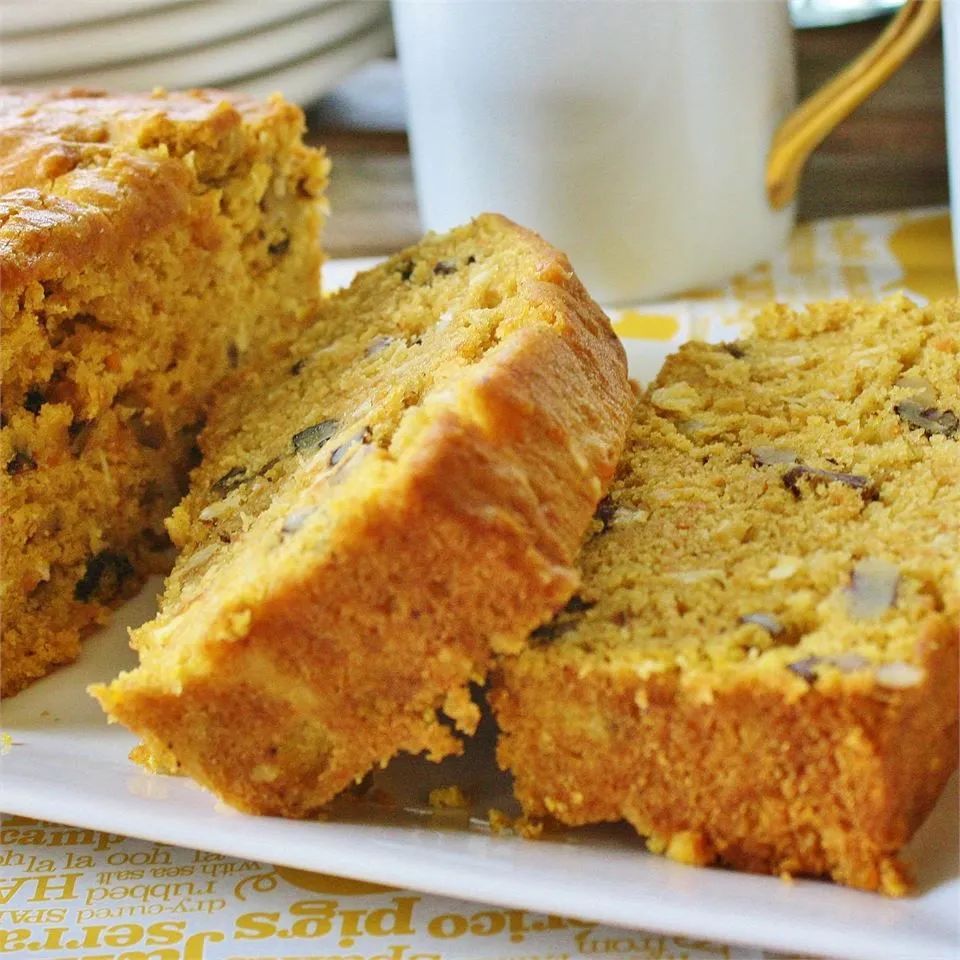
(307, 15, 948, 260)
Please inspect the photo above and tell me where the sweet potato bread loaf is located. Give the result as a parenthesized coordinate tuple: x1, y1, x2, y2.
(1, 88, 329, 696)
(92, 214, 633, 816)
(492, 297, 959, 894)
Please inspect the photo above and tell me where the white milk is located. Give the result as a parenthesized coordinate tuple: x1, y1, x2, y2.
(393, 0, 797, 303)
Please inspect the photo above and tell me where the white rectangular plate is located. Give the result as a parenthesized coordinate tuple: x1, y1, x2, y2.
(3, 260, 958, 960)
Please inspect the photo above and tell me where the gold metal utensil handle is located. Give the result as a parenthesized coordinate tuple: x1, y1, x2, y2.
(767, 0, 942, 209)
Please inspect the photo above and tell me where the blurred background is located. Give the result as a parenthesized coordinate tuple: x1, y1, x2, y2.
(0, 0, 947, 259)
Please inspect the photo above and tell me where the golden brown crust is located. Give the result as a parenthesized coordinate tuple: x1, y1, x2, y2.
(93, 216, 633, 815)
(0, 87, 318, 290)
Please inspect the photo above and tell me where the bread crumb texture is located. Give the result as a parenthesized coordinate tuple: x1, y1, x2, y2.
(492, 297, 959, 894)
(91, 214, 633, 817)
(428, 785, 469, 809)
(1, 87, 329, 696)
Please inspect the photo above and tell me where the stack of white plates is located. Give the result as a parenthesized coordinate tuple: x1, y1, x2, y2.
(0, 0, 394, 105)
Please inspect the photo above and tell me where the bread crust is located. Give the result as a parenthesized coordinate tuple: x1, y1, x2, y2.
(0, 87, 316, 290)
(93, 218, 633, 815)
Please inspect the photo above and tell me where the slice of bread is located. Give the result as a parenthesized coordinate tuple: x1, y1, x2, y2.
(92, 214, 633, 816)
(492, 297, 959, 894)
(1, 87, 328, 696)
